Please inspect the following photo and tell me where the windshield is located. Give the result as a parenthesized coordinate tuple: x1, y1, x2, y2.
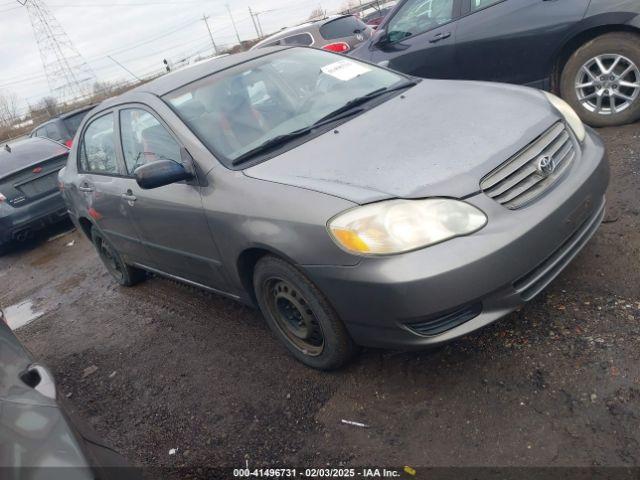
(163, 48, 408, 167)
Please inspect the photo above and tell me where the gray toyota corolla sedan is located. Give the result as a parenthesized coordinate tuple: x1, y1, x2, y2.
(60, 47, 609, 370)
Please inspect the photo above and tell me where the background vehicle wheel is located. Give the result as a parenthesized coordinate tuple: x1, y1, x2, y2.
(91, 228, 146, 287)
(253, 255, 357, 370)
(560, 32, 640, 127)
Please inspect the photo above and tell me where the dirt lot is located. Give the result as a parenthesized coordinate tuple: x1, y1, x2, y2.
(1, 124, 639, 477)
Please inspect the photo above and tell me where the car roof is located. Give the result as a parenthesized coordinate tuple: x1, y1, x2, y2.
(59, 104, 96, 119)
(30, 104, 97, 134)
(252, 15, 352, 48)
(0, 137, 68, 176)
(97, 47, 291, 107)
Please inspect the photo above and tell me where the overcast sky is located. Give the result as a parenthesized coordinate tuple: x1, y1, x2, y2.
(0, 0, 348, 115)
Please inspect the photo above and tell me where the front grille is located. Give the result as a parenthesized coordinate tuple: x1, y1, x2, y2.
(481, 123, 576, 210)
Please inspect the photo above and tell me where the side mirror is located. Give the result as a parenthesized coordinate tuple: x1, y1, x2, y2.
(134, 160, 193, 190)
(373, 29, 389, 47)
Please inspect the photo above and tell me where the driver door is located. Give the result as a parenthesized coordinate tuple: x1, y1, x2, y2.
(116, 105, 228, 290)
(369, 0, 463, 79)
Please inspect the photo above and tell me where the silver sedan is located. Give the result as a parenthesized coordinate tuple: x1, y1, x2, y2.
(60, 47, 608, 370)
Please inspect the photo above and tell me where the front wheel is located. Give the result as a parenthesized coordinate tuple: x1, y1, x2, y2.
(91, 228, 146, 287)
(560, 32, 640, 127)
(253, 255, 357, 370)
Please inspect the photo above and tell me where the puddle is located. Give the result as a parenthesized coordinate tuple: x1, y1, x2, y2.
(3, 300, 44, 330)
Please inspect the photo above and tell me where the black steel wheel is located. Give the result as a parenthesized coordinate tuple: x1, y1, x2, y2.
(91, 228, 146, 287)
(253, 255, 357, 370)
(264, 277, 325, 357)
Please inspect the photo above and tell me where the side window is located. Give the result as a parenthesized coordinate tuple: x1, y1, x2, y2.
(282, 33, 314, 46)
(120, 109, 182, 174)
(470, 0, 503, 11)
(387, 0, 454, 43)
(45, 123, 62, 142)
(34, 127, 47, 138)
(79, 113, 120, 174)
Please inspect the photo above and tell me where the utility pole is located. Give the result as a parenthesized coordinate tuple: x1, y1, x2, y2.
(248, 6, 260, 39)
(251, 8, 275, 38)
(226, 4, 242, 44)
(201, 13, 219, 55)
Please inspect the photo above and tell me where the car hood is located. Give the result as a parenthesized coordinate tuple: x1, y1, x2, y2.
(244, 80, 561, 204)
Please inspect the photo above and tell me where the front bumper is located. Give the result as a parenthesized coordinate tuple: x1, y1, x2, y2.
(304, 128, 609, 349)
(0, 192, 67, 245)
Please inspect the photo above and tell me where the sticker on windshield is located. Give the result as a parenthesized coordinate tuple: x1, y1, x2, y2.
(321, 60, 371, 81)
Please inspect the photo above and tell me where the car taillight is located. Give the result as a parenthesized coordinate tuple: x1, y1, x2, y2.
(323, 42, 350, 53)
(0, 193, 6, 203)
(65, 139, 73, 148)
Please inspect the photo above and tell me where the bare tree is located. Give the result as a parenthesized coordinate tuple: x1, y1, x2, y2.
(40, 96, 59, 117)
(0, 92, 20, 129)
(308, 6, 326, 20)
(341, 0, 362, 13)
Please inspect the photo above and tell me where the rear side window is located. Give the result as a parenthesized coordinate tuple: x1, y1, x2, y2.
(79, 113, 120, 174)
(120, 109, 182, 174)
(283, 33, 314, 46)
(320, 16, 367, 40)
(44, 123, 62, 142)
(34, 127, 47, 138)
(63, 111, 90, 137)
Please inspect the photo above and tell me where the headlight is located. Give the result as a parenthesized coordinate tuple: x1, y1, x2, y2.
(543, 92, 586, 142)
(328, 198, 487, 255)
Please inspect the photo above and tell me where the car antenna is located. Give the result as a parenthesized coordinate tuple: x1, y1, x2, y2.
(4, 144, 10, 153)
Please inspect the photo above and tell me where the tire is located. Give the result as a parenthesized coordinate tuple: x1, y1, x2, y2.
(560, 32, 640, 127)
(91, 228, 146, 287)
(253, 255, 357, 370)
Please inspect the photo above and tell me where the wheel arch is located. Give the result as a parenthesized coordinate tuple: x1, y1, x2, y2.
(77, 216, 94, 240)
(236, 245, 301, 306)
(551, 22, 640, 92)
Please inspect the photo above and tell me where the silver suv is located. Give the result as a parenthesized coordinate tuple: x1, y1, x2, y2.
(252, 15, 373, 54)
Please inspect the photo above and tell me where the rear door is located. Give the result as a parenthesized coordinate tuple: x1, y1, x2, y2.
(368, 0, 462, 78)
(454, 0, 591, 87)
(116, 105, 228, 290)
(74, 111, 150, 263)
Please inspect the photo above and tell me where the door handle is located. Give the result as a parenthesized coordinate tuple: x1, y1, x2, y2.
(429, 31, 451, 43)
(121, 190, 137, 203)
(78, 185, 94, 192)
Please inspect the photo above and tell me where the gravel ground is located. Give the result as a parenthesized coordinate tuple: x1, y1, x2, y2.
(1, 124, 639, 477)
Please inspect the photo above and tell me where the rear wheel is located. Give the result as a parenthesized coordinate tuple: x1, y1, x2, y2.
(91, 228, 146, 287)
(560, 32, 640, 127)
(253, 255, 357, 370)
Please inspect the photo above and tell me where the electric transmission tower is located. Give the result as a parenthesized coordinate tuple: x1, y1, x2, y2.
(17, 0, 97, 103)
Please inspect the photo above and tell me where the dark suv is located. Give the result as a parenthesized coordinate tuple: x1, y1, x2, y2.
(30, 105, 96, 148)
(350, 0, 640, 127)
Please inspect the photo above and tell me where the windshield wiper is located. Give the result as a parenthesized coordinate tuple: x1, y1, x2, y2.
(313, 81, 416, 125)
(232, 127, 313, 166)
